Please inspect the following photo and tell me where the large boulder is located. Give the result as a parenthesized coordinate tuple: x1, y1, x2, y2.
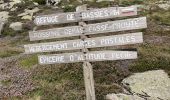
(9, 22, 23, 31)
(122, 70, 170, 100)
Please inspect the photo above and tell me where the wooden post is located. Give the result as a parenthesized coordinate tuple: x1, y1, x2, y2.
(76, 5, 96, 100)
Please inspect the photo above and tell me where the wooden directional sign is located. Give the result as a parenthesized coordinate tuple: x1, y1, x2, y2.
(38, 51, 137, 64)
(81, 6, 137, 21)
(34, 12, 80, 26)
(85, 17, 147, 34)
(24, 32, 143, 54)
(26, 5, 147, 100)
(30, 17, 146, 41)
(34, 6, 137, 26)
(29, 26, 83, 41)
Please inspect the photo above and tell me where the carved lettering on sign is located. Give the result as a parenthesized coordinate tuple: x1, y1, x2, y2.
(29, 26, 83, 41)
(38, 51, 137, 64)
(34, 6, 137, 26)
(30, 17, 146, 41)
(85, 17, 147, 34)
(24, 32, 143, 54)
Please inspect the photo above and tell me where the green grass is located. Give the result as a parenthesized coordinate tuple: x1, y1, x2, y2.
(19, 55, 38, 69)
(130, 43, 170, 74)
(151, 9, 170, 25)
(119, 0, 144, 6)
(22, 59, 125, 99)
(32, 0, 46, 5)
(1, 79, 12, 87)
(0, 50, 22, 58)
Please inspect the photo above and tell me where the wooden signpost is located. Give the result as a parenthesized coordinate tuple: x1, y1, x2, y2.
(24, 5, 147, 100)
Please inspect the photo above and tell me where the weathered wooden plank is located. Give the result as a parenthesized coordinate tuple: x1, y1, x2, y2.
(24, 39, 82, 54)
(38, 51, 137, 64)
(24, 32, 143, 54)
(34, 6, 137, 26)
(29, 17, 146, 41)
(29, 26, 83, 41)
(84, 17, 147, 34)
(34, 12, 81, 26)
(81, 6, 137, 21)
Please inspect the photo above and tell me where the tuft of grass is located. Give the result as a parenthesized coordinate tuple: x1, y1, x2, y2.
(19, 55, 38, 69)
(32, 0, 46, 5)
(0, 50, 22, 58)
(130, 43, 170, 74)
(151, 10, 170, 25)
(119, 0, 144, 6)
(1, 79, 12, 86)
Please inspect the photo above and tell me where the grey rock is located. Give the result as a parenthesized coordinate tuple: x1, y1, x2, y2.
(158, 3, 170, 10)
(0, 11, 9, 22)
(18, 7, 39, 20)
(0, 0, 21, 10)
(122, 70, 170, 100)
(9, 22, 23, 31)
(46, 0, 61, 5)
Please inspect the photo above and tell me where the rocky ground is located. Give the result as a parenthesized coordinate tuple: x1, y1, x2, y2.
(0, 0, 170, 100)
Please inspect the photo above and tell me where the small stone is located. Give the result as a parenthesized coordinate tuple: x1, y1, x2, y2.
(10, 7, 18, 11)
(25, 7, 39, 15)
(48, 0, 61, 5)
(21, 15, 32, 20)
(18, 12, 28, 17)
(18, 7, 39, 20)
(0, 0, 21, 10)
(158, 3, 170, 10)
(0, 11, 9, 22)
(33, 2, 39, 6)
(9, 22, 23, 31)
